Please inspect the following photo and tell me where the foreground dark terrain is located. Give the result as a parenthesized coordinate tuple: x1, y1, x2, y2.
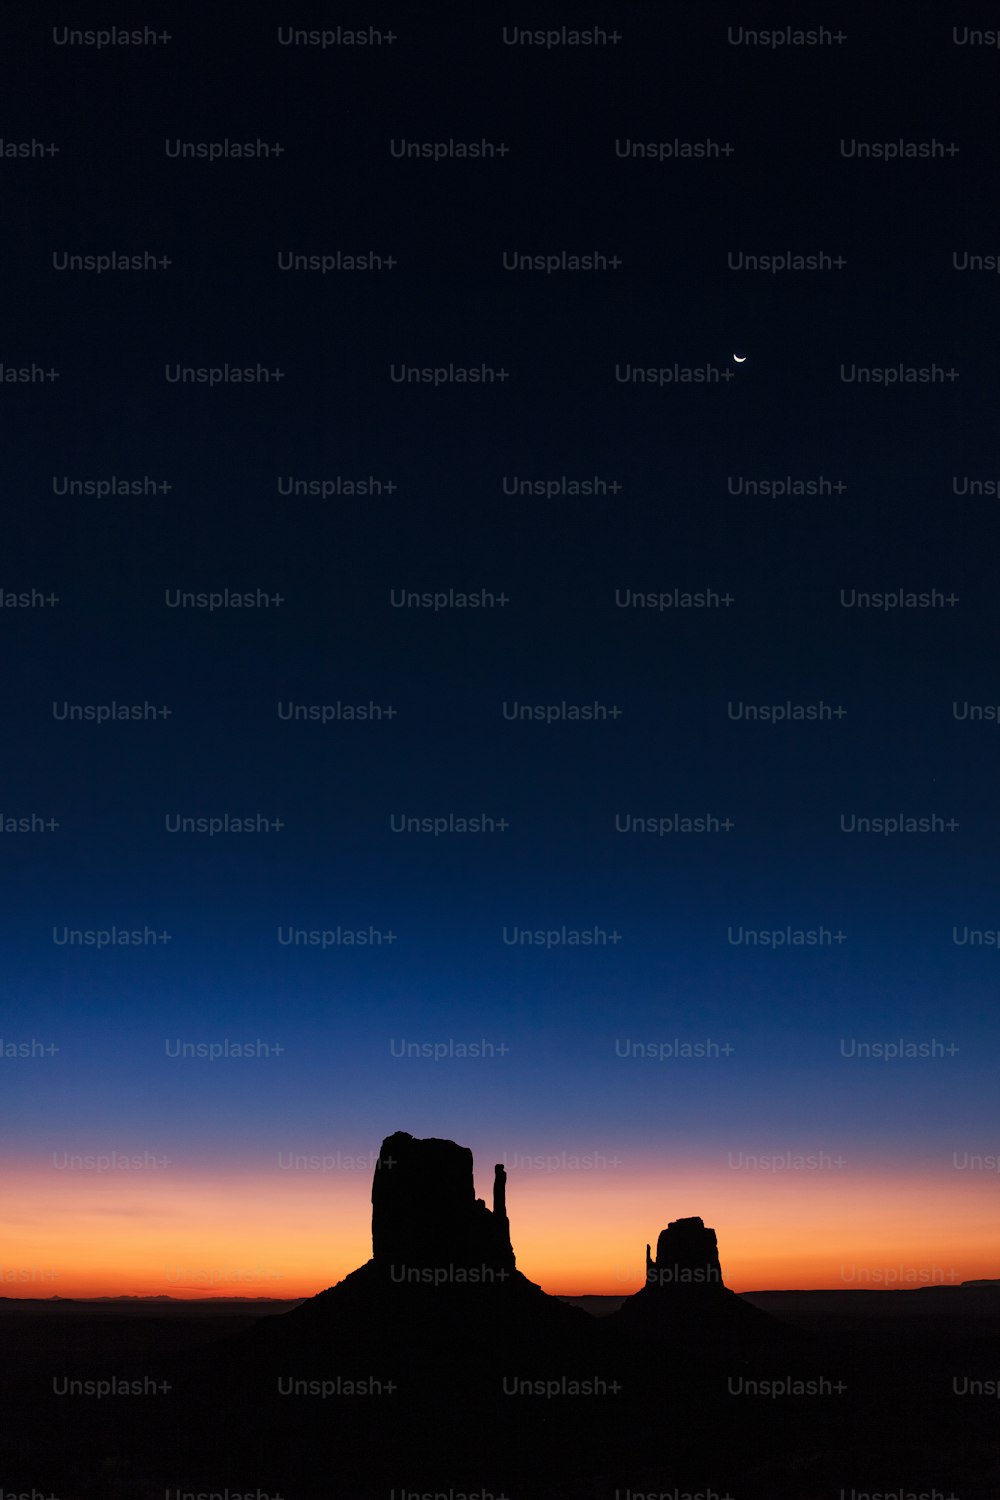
(3, 1285, 1000, 1497)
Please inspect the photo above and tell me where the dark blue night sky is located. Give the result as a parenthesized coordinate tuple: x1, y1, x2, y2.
(3, 3, 999, 1295)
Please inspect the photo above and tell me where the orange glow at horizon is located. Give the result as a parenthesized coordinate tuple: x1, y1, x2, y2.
(2, 1156, 997, 1299)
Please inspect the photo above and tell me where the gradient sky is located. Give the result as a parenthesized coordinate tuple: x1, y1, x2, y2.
(3, 7, 999, 1298)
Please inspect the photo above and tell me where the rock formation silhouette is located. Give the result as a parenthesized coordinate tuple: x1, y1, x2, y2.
(608, 1212, 783, 1343)
(645, 1214, 723, 1286)
(371, 1130, 515, 1275)
(253, 1130, 589, 1366)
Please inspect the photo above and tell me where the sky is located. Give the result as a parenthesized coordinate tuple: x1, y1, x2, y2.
(3, 4, 1000, 1297)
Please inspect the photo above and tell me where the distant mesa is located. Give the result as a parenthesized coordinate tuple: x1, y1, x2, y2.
(371, 1130, 515, 1275)
(607, 1213, 783, 1341)
(645, 1215, 724, 1287)
(268, 1130, 589, 1360)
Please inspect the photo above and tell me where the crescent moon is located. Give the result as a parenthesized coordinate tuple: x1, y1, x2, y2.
(733, 353, 747, 363)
